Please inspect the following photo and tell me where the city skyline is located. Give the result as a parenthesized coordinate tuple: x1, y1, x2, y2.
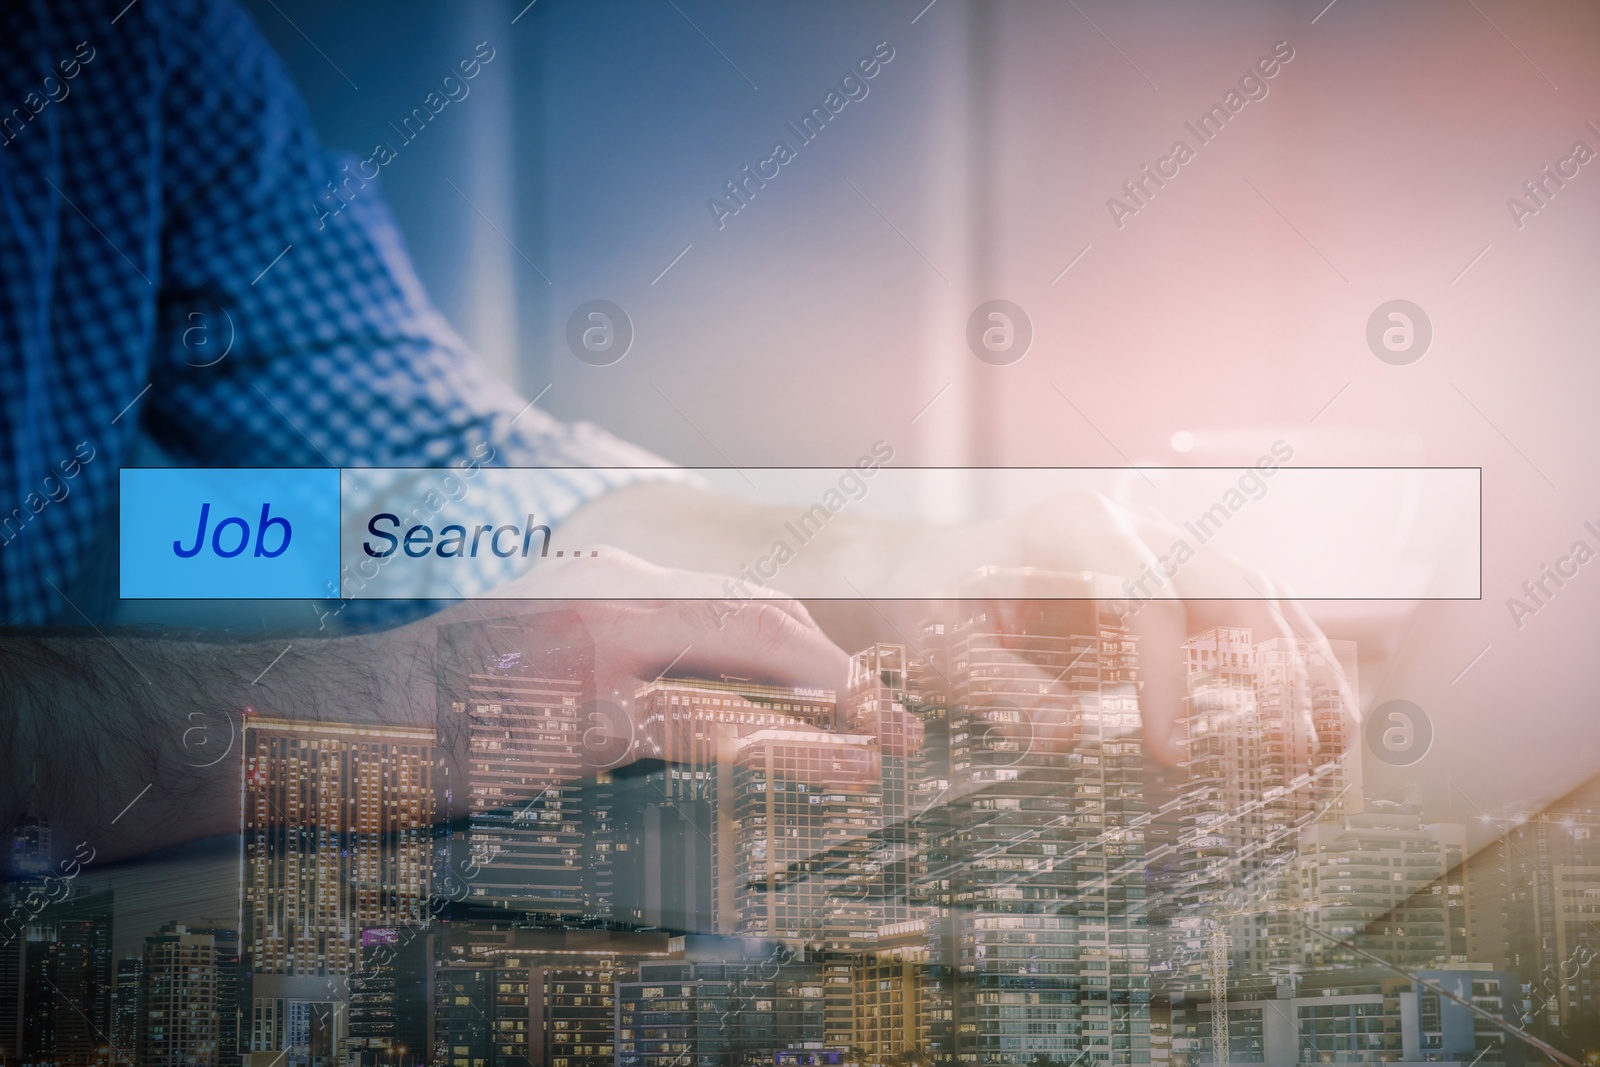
(3, 607, 1596, 1067)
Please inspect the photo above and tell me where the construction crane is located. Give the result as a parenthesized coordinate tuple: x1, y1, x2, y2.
(1209, 925, 1230, 1067)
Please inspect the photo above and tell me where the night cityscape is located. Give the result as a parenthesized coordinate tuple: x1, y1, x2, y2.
(3, 603, 1594, 1067)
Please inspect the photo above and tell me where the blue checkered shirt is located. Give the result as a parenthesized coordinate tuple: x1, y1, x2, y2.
(0, 0, 673, 625)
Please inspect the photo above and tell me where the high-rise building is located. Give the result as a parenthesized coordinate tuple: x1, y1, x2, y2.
(1175, 627, 1266, 916)
(18, 886, 114, 1067)
(729, 726, 880, 952)
(616, 952, 826, 1067)
(435, 951, 627, 1067)
(436, 615, 621, 924)
(1, 814, 60, 1066)
(450, 669, 588, 918)
(9, 818, 49, 879)
(852, 920, 953, 1067)
(490, 962, 534, 1067)
(1293, 803, 1468, 973)
(141, 924, 222, 1067)
(347, 928, 432, 1067)
(846, 636, 961, 1066)
(0, 929, 17, 1065)
(529, 958, 632, 1067)
(625, 677, 843, 941)
(1168, 966, 1522, 1066)
(111, 957, 142, 1067)
(433, 965, 493, 1067)
(848, 645, 936, 929)
(1406, 969, 1522, 1066)
(1176, 630, 1359, 898)
(902, 623, 958, 922)
(171, 923, 243, 1067)
(934, 599, 1149, 1067)
(240, 716, 435, 1067)
(624, 674, 883, 965)
(583, 772, 620, 928)
(1479, 780, 1600, 1030)
(427, 924, 667, 1067)
(1167, 988, 1292, 1067)
(608, 758, 718, 934)
(1167, 628, 1359, 984)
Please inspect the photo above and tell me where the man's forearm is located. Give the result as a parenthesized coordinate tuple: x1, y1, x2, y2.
(0, 627, 430, 875)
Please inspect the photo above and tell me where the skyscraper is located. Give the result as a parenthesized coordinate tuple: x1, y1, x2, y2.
(624, 676, 842, 939)
(18, 886, 114, 1067)
(729, 726, 880, 952)
(141, 924, 222, 1067)
(937, 599, 1149, 1067)
(530, 957, 632, 1067)
(180, 923, 243, 1067)
(1167, 628, 1360, 984)
(1175, 627, 1265, 917)
(432, 964, 492, 1067)
(608, 758, 719, 935)
(111, 957, 142, 1067)
(347, 927, 432, 1067)
(616, 950, 826, 1067)
(852, 920, 951, 1066)
(1479, 781, 1600, 1031)
(9, 818, 49, 879)
(426, 918, 668, 1067)
(454, 668, 588, 918)
(1294, 803, 1468, 972)
(1176, 630, 1359, 904)
(848, 644, 950, 927)
(241, 716, 435, 1067)
(435, 615, 624, 923)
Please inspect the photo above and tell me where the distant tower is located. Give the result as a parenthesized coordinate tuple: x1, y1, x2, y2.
(9, 815, 50, 877)
(113, 956, 144, 1066)
(18, 887, 115, 1067)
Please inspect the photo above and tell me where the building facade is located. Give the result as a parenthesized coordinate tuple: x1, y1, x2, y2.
(140, 925, 221, 1067)
(616, 955, 826, 1067)
(241, 717, 435, 1067)
(939, 600, 1150, 1067)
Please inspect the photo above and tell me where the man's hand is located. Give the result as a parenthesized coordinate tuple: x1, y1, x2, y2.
(0, 550, 914, 874)
(559, 482, 1357, 767)
(396, 549, 922, 773)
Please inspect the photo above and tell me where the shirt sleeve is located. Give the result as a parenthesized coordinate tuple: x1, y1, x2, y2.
(140, 0, 683, 595)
